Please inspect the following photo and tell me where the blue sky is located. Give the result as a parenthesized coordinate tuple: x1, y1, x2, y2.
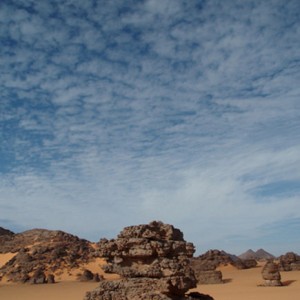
(1, 0, 300, 256)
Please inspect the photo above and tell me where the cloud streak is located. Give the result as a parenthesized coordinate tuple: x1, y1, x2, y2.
(1, 0, 300, 255)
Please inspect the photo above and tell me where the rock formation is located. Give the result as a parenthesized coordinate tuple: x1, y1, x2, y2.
(261, 261, 282, 286)
(193, 249, 256, 271)
(85, 221, 214, 300)
(0, 229, 96, 283)
(239, 249, 274, 261)
(279, 252, 300, 271)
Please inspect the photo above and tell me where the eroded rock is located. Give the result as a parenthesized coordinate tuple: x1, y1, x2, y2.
(85, 221, 212, 300)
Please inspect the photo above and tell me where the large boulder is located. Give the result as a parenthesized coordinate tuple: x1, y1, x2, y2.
(261, 261, 282, 286)
(85, 221, 213, 300)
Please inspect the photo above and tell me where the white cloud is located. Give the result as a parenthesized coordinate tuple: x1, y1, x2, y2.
(0, 0, 299, 255)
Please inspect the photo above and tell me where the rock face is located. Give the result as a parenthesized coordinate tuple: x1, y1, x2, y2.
(0, 229, 96, 283)
(261, 261, 282, 286)
(279, 252, 300, 271)
(85, 221, 213, 300)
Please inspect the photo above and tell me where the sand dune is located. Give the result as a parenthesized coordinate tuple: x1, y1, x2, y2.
(0, 262, 299, 300)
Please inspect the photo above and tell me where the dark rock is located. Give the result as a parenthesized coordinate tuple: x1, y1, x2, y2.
(47, 274, 55, 283)
(30, 268, 47, 284)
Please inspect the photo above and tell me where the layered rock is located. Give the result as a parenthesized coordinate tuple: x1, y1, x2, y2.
(85, 221, 214, 300)
(261, 261, 282, 286)
(279, 252, 300, 271)
(0, 229, 96, 283)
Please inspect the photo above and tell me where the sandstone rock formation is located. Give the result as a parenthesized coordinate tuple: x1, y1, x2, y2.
(85, 221, 214, 300)
(261, 261, 282, 286)
(279, 252, 300, 271)
(0, 229, 96, 283)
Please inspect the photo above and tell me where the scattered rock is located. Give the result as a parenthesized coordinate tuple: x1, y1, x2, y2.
(78, 269, 102, 282)
(261, 261, 282, 286)
(47, 274, 55, 283)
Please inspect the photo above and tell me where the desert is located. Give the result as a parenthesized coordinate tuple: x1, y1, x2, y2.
(1, 222, 300, 300)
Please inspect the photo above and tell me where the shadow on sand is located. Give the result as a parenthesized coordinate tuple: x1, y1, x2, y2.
(282, 280, 296, 286)
(222, 278, 232, 284)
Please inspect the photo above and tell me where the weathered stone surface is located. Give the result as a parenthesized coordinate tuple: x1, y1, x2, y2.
(261, 261, 282, 286)
(279, 252, 300, 271)
(0, 229, 96, 283)
(194, 270, 222, 284)
(86, 221, 212, 300)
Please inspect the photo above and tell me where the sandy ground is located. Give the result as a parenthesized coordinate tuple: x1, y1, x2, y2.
(191, 264, 300, 300)
(1, 256, 300, 300)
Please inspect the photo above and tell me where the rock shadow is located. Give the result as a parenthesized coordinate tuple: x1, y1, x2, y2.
(222, 278, 232, 284)
(282, 280, 296, 286)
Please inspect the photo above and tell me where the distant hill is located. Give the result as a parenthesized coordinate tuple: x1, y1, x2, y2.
(239, 248, 275, 260)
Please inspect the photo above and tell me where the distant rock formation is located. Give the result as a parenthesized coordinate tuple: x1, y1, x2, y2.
(0, 229, 96, 283)
(193, 249, 256, 271)
(0, 227, 14, 237)
(261, 261, 282, 286)
(0, 227, 15, 251)
(239, 249, 274, 260)
(85, 221, 214, 300)
(279, 252, 300, 271)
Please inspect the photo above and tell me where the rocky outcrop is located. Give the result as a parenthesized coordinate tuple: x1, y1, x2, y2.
(0, 229, 96, 283)
(85, 221, 214, 300)
(193, 249, 256, 271)
(279, 252, 300, 271)
(261, 261, 282, 286)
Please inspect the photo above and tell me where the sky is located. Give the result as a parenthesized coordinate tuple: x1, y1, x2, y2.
(0, 0, 300, 256)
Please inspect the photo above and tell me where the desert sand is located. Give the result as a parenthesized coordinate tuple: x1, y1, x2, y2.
(1, 254, 300, 300)
(191, 264, 300, 300)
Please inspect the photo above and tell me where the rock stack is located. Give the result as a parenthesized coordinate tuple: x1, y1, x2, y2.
(261, 261, 282, 286)
(190, 259, 222, 284)
(85, 221, 214, 300)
